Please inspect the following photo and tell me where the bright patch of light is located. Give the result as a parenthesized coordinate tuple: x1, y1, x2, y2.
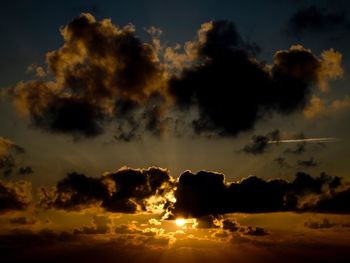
(175, 218, 186, 226)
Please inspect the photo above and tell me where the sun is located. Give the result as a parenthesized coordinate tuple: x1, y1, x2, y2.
(175, 218, 186, 227)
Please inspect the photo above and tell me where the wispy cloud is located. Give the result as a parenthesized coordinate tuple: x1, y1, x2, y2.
(268, 137, 340, 144)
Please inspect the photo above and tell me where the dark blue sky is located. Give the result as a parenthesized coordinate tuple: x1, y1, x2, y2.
(2, 0, 350, 87)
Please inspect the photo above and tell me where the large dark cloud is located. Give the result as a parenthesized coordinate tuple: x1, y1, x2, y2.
(287, 5, 348, 38)
(39, 167, 173, 213)
(8, 13, 166, 139)
(168, 170, 345, 218)
(0, 180, 32, 213)
(168, 20, 340, 136)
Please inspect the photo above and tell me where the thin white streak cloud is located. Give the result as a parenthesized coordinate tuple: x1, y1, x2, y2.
(268, 137, 340, 144)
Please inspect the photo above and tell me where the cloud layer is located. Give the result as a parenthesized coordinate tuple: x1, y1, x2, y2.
(2, 164, 350, 220)
(5, 14, 343, 139)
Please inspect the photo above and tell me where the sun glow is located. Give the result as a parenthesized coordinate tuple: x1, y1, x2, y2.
(175, 218, 186, 227)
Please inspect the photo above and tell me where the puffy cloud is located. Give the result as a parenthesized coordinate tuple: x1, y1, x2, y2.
(168, 170, 345, 218)
(303, 95, 324, 119)
(26, 63, 46, 78)
(8, 13, 166, 139)
(331, 96, 350, 110)
(0, 180, 32, 213)
(39, 167, 174, 213)
(169, 20, 342, 137)
(317, 49, 343, 92)
(303, 95, 350, 119)
(170, 170, 227, 218)
(39, 171, 108, 211)
(0, 137, 25, 176)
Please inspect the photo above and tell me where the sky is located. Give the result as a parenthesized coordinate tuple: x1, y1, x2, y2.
(1, 0, 350, 262)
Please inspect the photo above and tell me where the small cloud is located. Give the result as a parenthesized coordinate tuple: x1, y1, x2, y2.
(273, 157, 290, 168)
(245, 226, 268, 236)
(242, 129, 280, 155)
(9, 216, 37, 225)
(304, 218, 337, 229)
(17, 166, 34, 175)
(297, 157, 318, 167)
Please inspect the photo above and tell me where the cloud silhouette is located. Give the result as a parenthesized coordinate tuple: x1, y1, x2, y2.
(8, 13, 166, 139)
(169, 170, 345, 218)
(169, 20, 342, 136)
(0, 180, 32, 213)
(39, 167, 173, 213)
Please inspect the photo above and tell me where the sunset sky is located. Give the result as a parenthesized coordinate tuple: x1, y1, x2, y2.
(1, 0, 350, 262)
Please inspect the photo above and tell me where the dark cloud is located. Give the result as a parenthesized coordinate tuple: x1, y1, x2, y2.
(242, 129, 280, 155)
(168, 170, 346, 218)
(222, 219, 240, 232)
(17, 166, 34, 175)
(245, 226, 267, 236)
(196, 215, 220, 229)
(0, 180, 32, 213)
(39, 167, 173, 213)
(302, 186, 350, 213)
(304, 218, 337, 229)
(169, 170, 226, 218)
(0, 137, 25, 176)
(287, 5, 348, 38)
(274, 157, 290, 168)
(214, 217, 267, 236)
(242, 135, 270, 155)
(8, 13, 166, 139)
(9, 216, 37, 225)
(74, 215, 111, 235)
(169, 20, 340, 137)
(297, 157, 318, 167)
